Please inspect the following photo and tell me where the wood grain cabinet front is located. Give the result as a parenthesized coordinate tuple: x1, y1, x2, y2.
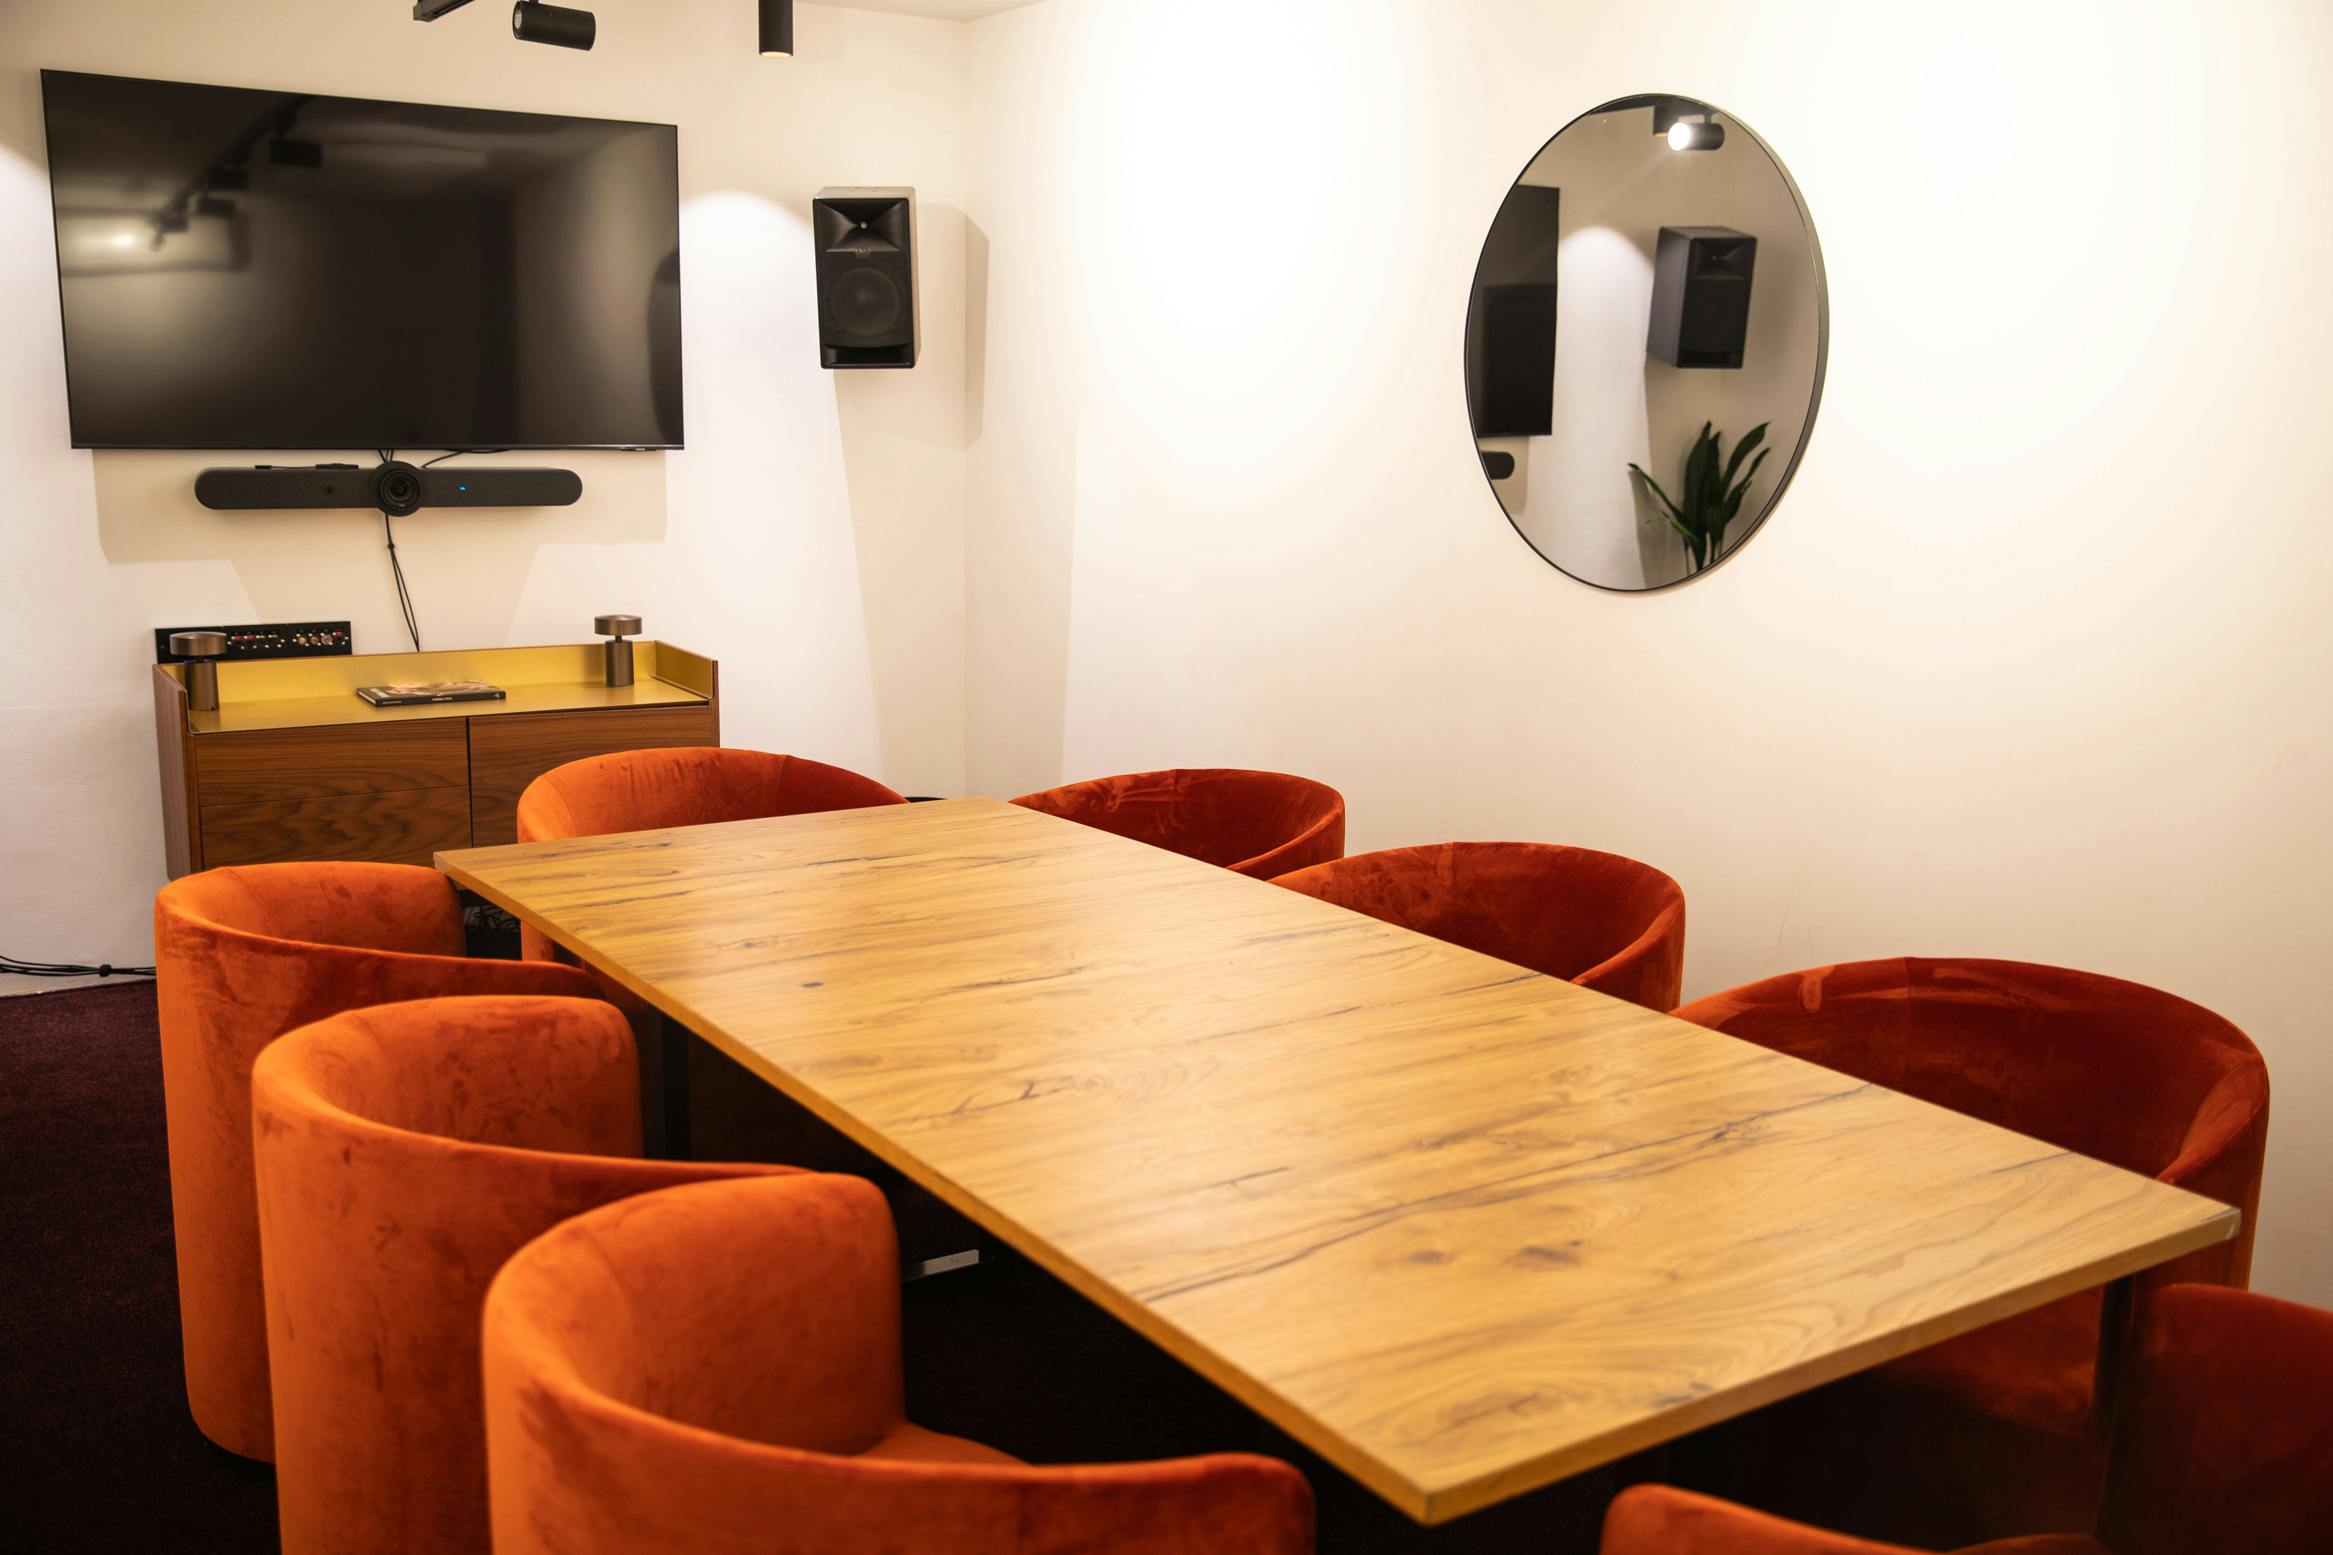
(191, 722, 475, 868)
(194, 721, 471, 806)
(198, 788, 475, 868)
(467, 704, 719, 847)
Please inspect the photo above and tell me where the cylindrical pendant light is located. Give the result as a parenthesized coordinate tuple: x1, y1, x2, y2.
(512, 1, 596, 49)
(1666, 118, 1726, 151)
(759, 0, 793, 56)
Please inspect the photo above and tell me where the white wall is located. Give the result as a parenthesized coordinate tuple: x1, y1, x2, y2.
(6, 0, 2328, 1308)
(0, 0, 970, 965)
(1481, 103, 1821, 590)
(963, 0, 2333, 1303)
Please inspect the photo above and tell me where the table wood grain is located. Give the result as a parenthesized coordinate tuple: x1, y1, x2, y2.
(438, 798, 2236, 1524)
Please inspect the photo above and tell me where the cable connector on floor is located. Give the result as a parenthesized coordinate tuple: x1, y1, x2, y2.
(1, 953, 156, 980)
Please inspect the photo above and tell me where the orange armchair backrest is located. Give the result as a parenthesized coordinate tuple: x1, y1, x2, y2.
(484, 1174, 1315, 1555)
(1011, 768, 1344, 878)
(252, 995, 796, 1555)
(516, 747, 906, 843)
(152, 862, 599, 1461)
(2099, 1285, 2333, 1555)
(1272, 842, 1687, 1010)
(1597, 1285, 2333, 1555)
(1675, 958, 2268, 1291)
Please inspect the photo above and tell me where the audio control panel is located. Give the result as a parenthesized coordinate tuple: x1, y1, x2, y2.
(154, 621, 355, 664)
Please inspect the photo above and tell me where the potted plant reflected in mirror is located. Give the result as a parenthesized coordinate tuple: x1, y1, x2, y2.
(1629, 421, 1770, 579)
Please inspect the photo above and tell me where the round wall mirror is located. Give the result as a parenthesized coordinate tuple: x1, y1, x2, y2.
(1465, 95, 1826, 591)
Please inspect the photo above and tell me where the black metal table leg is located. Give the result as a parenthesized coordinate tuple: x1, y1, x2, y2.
(630, 1008, 693, 1160)
(656, 1019, 693, 1160)
(2094, 1274, 2137, 1423)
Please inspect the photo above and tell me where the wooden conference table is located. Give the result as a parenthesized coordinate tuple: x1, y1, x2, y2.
(438, 798, 2234, 1526)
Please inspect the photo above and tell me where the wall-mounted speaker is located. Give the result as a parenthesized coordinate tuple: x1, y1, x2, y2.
(1648, 226, 1757, 370)
(813, 187, 918, 370)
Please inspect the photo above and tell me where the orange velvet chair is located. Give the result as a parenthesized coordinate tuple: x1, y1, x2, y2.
(1599, 1285, 2333, 1555)
(514, 747, 907, 959)
(251, 995, 797, 1555)
(1010, 768, 1344, 879)
(1270, 842, 1687, 1010)
(1673, 958, 2270, 1536)
(153, 862, 600, 1461)
(483, 1173, 1316, 1555)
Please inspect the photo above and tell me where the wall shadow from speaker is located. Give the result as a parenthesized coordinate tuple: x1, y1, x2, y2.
(88, 448, 668, 651)
(953, 212, 1076, 798)
(964, 216, 989, 446)
(831, 199, 973, 797)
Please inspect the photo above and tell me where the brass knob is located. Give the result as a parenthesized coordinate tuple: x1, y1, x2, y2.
(169, 630, 228, 658)
(594, 614, 642, 639)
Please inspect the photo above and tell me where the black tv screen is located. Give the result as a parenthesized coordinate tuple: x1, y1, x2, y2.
(39, 71, 682, 451)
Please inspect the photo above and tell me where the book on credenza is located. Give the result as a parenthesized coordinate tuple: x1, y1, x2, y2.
(354, 680, 508, 708)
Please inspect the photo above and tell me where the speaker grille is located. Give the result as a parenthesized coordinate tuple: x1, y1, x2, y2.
(828, 267, 903, 343)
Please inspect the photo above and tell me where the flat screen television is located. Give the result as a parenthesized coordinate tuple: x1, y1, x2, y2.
(39, 70, 682, 451)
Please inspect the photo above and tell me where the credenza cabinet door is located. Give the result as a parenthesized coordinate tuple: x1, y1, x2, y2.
(467, 705, 720, 847)
(191, 721, 472, 867)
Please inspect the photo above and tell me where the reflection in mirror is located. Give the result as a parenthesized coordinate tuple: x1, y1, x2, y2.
(1466, 95, 1825, 591)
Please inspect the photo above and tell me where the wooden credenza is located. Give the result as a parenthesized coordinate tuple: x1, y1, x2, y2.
(152, 641, 718, 877)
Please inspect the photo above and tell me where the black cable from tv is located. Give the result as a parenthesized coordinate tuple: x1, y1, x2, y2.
(1, 952, 154, 980)
(382, 511, 422, 652)
(378, 449, 422, 652)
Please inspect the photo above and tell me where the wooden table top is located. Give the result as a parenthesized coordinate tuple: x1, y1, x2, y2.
(438, 798, 2236, 1525)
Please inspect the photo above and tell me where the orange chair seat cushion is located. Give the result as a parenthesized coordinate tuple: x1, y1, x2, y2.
(1878, 1287, 2103, 1439)
(1600, 1486, 2114, 1553)
(857, 1423, 1023, 1467)
(1011, 768, 1344, 878)
(1270, 841, 1686, 1010)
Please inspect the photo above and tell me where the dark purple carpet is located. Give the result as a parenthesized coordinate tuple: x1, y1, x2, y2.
(0, 983, 278, 1555)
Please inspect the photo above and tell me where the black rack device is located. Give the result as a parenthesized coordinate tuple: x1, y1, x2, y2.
(155, 621, 353, 664)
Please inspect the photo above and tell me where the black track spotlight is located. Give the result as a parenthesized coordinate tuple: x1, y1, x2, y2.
(759, 0, 794, 56)
(512, 0, 595, 49)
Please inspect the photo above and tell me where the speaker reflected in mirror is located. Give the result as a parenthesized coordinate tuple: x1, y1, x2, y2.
(1465, 94, 1826, 591)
